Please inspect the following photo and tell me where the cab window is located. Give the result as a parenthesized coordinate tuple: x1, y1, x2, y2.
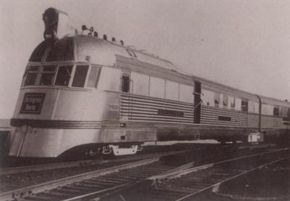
(55, 65, 72, 86)
(24, 66, 40, 86)
(39, 65, 56, 86)
(87, 66, 101, 88)
(72, 65, 89, 87)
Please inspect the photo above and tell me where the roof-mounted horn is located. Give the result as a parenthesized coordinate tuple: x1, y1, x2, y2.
(43, 8, 59, 40)
(43, 7, 75, 41)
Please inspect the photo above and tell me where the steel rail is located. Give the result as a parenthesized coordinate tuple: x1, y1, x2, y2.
(0, 151, 180, 176)
(177, 157, 290, 201)
(2, 148, 287, 201)
(86, 147, 288, 201)
(0, 150, 186, 201)
(58, 148, 289, 201)
(0, 158, 159, 201)
(149, 147, 288, 181)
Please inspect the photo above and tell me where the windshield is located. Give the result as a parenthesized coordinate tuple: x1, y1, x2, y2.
(22, 64, 101, 89)
(23, 66, 40, 86)
(39, 65, 57, 85)
(55, 65, 73, 86)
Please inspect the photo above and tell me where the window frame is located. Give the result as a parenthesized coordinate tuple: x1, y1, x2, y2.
(86, 65, 101, 88)
(178, 83, 193, 103)
(165, 80, 179, 101)
(121, 73, 131, 93)
(39, 65, 57, 86)
(23, 65, 41, 86)
(214, 92, 220, 108)
(131, 72, 149, 96)
(54, 65, 73, 87)
(273, 106, 280, 117)
(223, 94, 228, 108)
(229, 96, 235, 109)
(241, 99, 248, 112)
(22, 63, 97, 89)
(71, 65, 89, 88)
(149, 76, 165, 98)
(201, 88, 214, 106)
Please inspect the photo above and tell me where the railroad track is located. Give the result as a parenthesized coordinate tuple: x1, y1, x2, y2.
(1, 146, 285, 201)
(98, 147, 290, 201)
(0, 143, 274, 176)
(0, 142, 216, 175)
(0, 151, 186, 201)
(0, 151, 174, 176)
(0, 143, 235, 193)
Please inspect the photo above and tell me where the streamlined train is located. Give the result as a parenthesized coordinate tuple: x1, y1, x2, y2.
(9, 8, 290, 158)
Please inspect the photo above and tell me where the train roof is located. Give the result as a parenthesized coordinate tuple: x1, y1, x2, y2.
(194, 74, 290, 107)
(29, 35, 290, 107)
(29, 35, 177, 71)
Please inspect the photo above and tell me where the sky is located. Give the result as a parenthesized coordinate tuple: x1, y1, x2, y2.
(0, 0, 290, 118)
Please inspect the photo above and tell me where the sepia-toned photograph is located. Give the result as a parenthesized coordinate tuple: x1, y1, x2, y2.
(0, 1, 289, 200)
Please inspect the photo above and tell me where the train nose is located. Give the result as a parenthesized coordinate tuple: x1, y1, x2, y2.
(20, 93, 46, 114)
(8, 125, 30, 157)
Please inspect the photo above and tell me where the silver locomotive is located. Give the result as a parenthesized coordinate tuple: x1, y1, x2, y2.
(9, 8, 290, 158)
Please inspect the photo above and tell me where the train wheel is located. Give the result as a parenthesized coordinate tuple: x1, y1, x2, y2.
(102, 145, 113, 155)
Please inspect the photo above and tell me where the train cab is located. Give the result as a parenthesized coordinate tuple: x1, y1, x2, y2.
(9, 32, 158, 158)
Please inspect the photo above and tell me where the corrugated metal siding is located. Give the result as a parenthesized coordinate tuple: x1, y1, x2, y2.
(120, 94, 286, 130)
(200, 105, 248, 127)
(120, 94, 193, 124)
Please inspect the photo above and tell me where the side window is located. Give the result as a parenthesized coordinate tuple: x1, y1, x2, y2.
(121, 74, 130, 93)
(262, 104, 273, 115)
(241, 100, 248, 112)
(273, 106, 279, 117)
(223, 94, 228, 108)
(202, 89, 214, 106)
(179, 84, 193, 103)
(39, 65, 56, 86)
(214, 92, 220, 108)
(235, 98, 242, 111)
(87, 66, 101, 88)
(248, 101, 255, 113)
(131, 72, 149, 96)
(55, 65, 73, 86)
(165, 80, 178, 101)
(24, 66, 40, 86)
(98, 67, 120, 91)
(248, 101, 259, 113)
(281, 107, 288, 117)
(229, 96, 235, 109)
(149, 76, 165, 98)
(72, 65, 89, 87)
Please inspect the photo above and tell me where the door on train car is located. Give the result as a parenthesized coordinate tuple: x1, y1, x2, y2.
(194, 81, 201, 123)
(120, 73, 132, 121)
